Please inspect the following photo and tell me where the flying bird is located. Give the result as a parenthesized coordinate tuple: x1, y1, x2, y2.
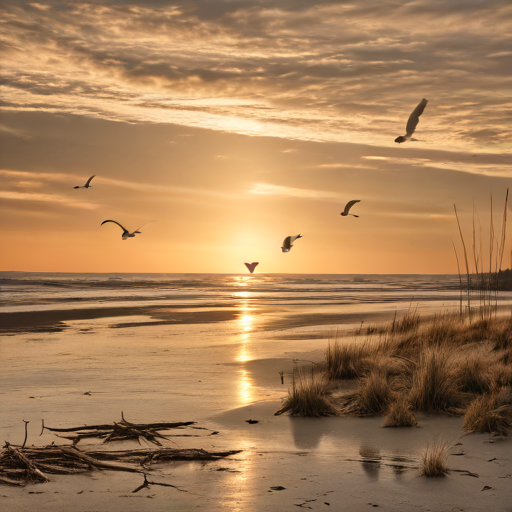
(341, 200, 360, 217)
(101, 220, 155, 240)
(281, 234, 302, 253)
(395, 98, 428, 143)
(74, 175, 96, 189)
(244, 262, 259, 274)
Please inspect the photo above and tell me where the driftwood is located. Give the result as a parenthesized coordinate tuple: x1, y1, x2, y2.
(40, 413, 218, 445)
(0, 443, 242, 486)
(3, 443, 50, 483)
(132, 473, 188, 493)
(1, 417, 240, 487)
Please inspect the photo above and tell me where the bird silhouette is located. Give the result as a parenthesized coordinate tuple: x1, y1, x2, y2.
(74, 175, 96, 189)
(341, 200, 360, 217)
(395, 98, 428, 143)
(244, 262, 259, 273)
(282, 234, 302, 253)
(101, 220, 155, 240)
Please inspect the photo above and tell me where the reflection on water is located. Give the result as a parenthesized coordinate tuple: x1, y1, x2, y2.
(236, 297, 254, 362)
(359, 445, 381, 480)
(240, 314, 253, 331)
(290, 418, 325, 450)
(233, 276, 251, 287)
(236, 296, 255, 401)
(237, 335, 250, 362)
(239, 368, 253, 404)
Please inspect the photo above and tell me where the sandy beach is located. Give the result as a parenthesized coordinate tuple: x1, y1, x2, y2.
(1, 273, 512, 511)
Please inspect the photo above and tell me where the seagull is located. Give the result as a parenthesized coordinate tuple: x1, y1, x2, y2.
(395, 98, 428, 143)
(341, 200, 360, 217)
(101, 220, 155, 240)
(281, 234, 302, 253)
(244, 262, 259, 274)
(74, 175, 96, 189)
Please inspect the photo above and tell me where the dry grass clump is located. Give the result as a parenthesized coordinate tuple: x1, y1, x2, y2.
(324, 311, 512, 422)
(420, 440, 449, 477)
(493, 322, 512, 351)
(370, 355, 412, 380)
(419, 313, 466, 347)
(454, 349, 496, 394)
(392, 314, 512, 353)
(494, 363, 512, 386)
(463, 387, 512, 436)
(339, 370, 395, 416)
(410, 348, 463, 414)
(275, 368, 337, 417)
(325, 339, 381, 380)
(383, 395, 418, 427)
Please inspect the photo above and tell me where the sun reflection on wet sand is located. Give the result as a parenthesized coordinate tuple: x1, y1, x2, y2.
(238, 368, 253, 404)
(237, 334, 250, 362)
(236, 297, 254, 359)
(234, 295, 257, 403)
(240, 314, 253, 331)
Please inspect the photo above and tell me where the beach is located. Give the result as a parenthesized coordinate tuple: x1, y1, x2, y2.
(1, 272, 512, 511)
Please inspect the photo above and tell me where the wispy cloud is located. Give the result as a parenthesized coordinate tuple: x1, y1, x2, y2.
(0, 190, 99, 209)
(0, 169, 71, 181)
(250, 182, 341, 199)
(0, 169, 241, 203)
(361, 156, 512, 177)
(0, 124, 32, 138)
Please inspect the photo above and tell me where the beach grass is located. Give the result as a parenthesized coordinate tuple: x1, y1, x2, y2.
(325, 338, 380, 379)
(339, 369, 395, 416)
(463, 388, 512, 435)
(318, 311, 512, 432)
(281, 308, 512, 426)
(275, 367, 337, 417)
(383, 395, 418, 427)
(420, 440, 449, 477)
(410, 347, 464, 414)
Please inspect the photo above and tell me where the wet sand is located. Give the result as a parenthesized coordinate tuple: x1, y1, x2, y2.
(0, 307, 240, 334)
(2, 400, 511, 512)
(0, 302, 400, 335)
(1, 305, 512, 511)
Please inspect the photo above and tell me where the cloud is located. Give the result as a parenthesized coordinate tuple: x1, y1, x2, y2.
(250, 182, 341, 199)
(360, 155, 512, 177)
(0, 169, 72, 181)
(0, 190, 99, 209)
(0, 169, 240, 200)
(0, 124, 32, 138)
(0, 0, 510, 152)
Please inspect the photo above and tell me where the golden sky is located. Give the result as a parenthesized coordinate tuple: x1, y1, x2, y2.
(0, 0, 511, 273)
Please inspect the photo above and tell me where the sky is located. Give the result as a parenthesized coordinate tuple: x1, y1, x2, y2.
(0, 0, 511, 274)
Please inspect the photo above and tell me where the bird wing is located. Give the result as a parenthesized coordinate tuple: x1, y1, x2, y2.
(405, 98, 428, 136)
(244, 262, 259, 273)
(85, 175, 96, 186)
(282, 236, 292, 249)
(101, 220, 129, 234)
(343, 200, 360, 215)
(134, 220, 155, 233)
